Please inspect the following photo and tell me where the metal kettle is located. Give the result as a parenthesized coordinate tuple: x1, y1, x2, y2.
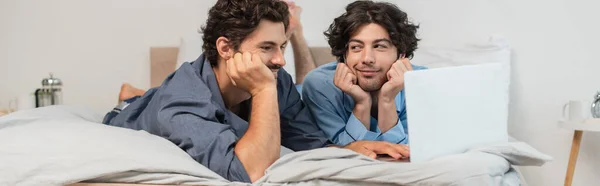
(35, 73, 63, 108)
(593, 91, 600, 118)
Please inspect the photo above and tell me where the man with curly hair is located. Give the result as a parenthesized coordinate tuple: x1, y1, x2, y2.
(302, 1, 426, 149)
(103, 0, 410, 183)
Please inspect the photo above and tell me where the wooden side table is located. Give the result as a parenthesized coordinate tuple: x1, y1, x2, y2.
(559, 119, 600, 186)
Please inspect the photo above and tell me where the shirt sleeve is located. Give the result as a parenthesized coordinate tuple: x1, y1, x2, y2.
(375, 110, 408, 144)
(375, 65, 424, 143)
(157, 97, 251, 183)
(346, 113, 382, 141)
(277, 70, 332, 151)
(302, 71, 380, 146)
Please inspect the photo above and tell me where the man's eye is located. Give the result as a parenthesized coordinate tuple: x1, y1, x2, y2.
(350, 45, 361, 50)
(261, 46, 272, 51)
(374, 44, 388, 49)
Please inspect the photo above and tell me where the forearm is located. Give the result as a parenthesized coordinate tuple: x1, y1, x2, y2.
(234, 88, 280, 182)
(378, 100, 398, 133)
(352, 101, 372, 130)
(290, 28, 316, 84)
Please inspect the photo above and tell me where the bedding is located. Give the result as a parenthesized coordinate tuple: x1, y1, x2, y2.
(0, 106, 550, 186)
(254, 142, 550, 186)
(0, 106, 237, 186)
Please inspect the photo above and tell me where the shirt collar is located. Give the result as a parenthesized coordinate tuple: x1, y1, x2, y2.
(192, 53, 227, 110)
(191, 53, 249, 136)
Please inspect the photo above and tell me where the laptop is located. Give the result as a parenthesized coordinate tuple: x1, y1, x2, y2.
(403, 63, 509, 163)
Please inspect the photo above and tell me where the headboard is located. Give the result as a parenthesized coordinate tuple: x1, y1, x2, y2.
(308, 47, 337, 67)
(150, 47, 179, 87)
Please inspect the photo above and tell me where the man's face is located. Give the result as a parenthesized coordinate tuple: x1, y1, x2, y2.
(345, 23, 399, 92)
(237, 19, 288, 78)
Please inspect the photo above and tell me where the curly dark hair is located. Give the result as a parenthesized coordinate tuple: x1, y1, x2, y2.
(324, 1, 420, 62)
(201, 0, 289, 65)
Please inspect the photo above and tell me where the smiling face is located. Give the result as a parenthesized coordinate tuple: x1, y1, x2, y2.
(344, 23, 399, 92)
(234, 19, 288, 79)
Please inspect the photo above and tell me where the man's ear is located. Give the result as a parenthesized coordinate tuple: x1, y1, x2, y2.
(216, 36, 232, 60)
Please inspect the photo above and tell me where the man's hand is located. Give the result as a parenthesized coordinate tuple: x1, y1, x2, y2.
(334, 63, 371, 104)
(334, 63, 372, 128)
(231, 52, 280, 182)
(344, 141, 410, 159)
(227, 52, 276, 96)
(378, 58, 412, 102)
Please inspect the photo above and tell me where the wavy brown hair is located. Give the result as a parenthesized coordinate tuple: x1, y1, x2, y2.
(324, 1, 420, 62)
(201, 0, 289, 65)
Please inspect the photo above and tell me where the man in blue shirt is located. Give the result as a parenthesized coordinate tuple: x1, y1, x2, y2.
(302, 1, 425, 147)
(103, 0, 410, 183)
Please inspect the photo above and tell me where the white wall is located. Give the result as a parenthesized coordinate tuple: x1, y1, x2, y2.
(0, 0, 214, 113)
(2, 0, 600, 185)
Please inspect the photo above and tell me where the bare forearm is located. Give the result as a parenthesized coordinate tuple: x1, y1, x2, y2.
(290, 28, 316, 84)
(378, 100, 398, 133)
(234, 88, 280, 182)
(353, 102, 372, 130)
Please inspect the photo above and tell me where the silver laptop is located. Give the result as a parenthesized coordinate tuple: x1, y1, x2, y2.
(404, 63, 509, 163)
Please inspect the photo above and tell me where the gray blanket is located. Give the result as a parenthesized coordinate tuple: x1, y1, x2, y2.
(257, 142, 550, 186)
(0, 106, 551, 186)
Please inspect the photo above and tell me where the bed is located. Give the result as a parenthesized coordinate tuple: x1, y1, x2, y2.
(0, 37, 551, 186)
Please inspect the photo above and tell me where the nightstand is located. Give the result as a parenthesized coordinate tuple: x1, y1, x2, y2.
(559, 119, 600, 186)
